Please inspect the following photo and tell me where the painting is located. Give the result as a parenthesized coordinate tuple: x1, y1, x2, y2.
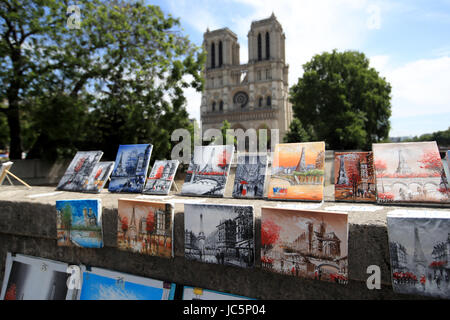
(0, 253, 77, 300)
(181, 145, 234, 197)
(117, 199, 173, 258)
(142, 160, 179, 195)
(108, 144, 153, 193)
(56, 151, 103, 192)
(373, 142, 450, 204)
(56, 199, 103, 248)
(261, 207, 348, 284)
(182, 286, 253, 300)
(444, 151, 450, 181)
(0, 161, 13, 185)
(79, 267, 175, 300)
(232, 154, 268, 199)
(387, 210, 450, 299)
(184, 203, 254, 268)
(334, 152, 376, 202)
(267, 142, 325, 201)
(81, 162, 114, 193)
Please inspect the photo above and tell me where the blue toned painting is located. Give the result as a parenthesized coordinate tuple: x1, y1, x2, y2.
(56, 199, 103, 248)
(108, 144, 153, 193)
(80, 273, 164, 300)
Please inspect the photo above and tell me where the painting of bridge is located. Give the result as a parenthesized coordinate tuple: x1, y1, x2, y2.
(387, 211, 450, 299)
(268, 142, 325, 201)
(373, 141, 449, 204)
(181, 145, 234, 197)
(334, 152, 376, 202)
(261, 207, 348, 284)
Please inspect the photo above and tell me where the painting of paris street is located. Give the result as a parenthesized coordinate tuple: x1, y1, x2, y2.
(261, 207, 348, 284)
(108, 144, 153, 193)
(117, 199, 173, 258)
(387, 211, 450, 299)
(181, 145, 234, 197)
(268, 142, 325, 201)
(184, 203, 254, 268)
(334, 152, 376, 202)
(81, 161, 114, 193)
(56, 151, 103, 192)
(143, 160, 179, 195)
(56, 199, 103, 248)
(232, 154, 268, 199)
(373, 141, 450, 204)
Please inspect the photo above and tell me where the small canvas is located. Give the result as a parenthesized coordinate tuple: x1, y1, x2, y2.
(387, 210, 450, 299)
(268, 142, 325, 201)
(79, 267, 175, 300)
(261, 207, 348, 284)
(81, 162, 114, 193)
(232, 154, 268, 199)
(443, 151, 450, 182)
(57, 151, 103, 192)
(108, 144, 153, 193)
(181, 145, 234, 197)
(0, 253, 78, 300)
(56, 199, 103, 248)
(334, 152, 376, 202)
(184, 203, 254, 268)
(117, 199, 174, 258)
(142, 160, 179, 195)
(0, 161, 13, 185)
(373, 141, 449, 204)
(182, 286, 254, 300)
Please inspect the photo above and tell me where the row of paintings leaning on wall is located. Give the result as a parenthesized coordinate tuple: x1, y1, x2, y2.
(53, 142, 450, 205)
(0, 253, 253, 300)
(52, 198, 450, 299)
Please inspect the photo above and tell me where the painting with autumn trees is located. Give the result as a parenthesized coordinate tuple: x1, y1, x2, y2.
(261, 207, 348, 284)
(117, 199, 174, 258)
(334, 152, 376, 202)
(373, 142, 450, 204)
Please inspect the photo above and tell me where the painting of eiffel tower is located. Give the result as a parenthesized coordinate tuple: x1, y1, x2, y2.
(143, 160, 179, 195)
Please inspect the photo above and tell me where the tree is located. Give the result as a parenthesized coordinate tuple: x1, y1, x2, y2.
(283, 118, 311, 143)
(61, 204, 72, 231)
(290, 50, 392, 150)
(261, 219, 280, 255)
(121, 216, 128, 235)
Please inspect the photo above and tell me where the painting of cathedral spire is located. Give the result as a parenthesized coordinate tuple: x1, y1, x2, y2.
(268, 142, 325, 201)
(373, 141, 449, 204)
(232, 154, 268, 198)
(57, 151, 103, 192)
(143, 160, 179, 195)
(334, 152, 376, 202)
(117, 199, 174, 258)
(81, 162, 114, 193)
(108, 144, 153, 193)
(181, 145, 234, 197)
(387, 210, 450, 299)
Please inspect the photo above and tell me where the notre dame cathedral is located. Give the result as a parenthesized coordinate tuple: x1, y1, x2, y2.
(200, 13, 293, 142)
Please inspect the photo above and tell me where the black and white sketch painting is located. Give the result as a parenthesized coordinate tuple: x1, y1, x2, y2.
(232, 154, 267, 198)
(184, 203, 254, 268)
(181, 145, 234, 197)
(57, 151, 103, 191)
(387, 210, 450, 299)
(143, 160, 179, 195)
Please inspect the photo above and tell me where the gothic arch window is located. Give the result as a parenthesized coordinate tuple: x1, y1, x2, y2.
(212, 101, 216, 112)
(257, 33, 262, 61)
(266, 95, 271, 107)
(258, 97, 263, 107)
(218, 41, 223, 67)
(219, 100, 224, 111)
(211, 42, 216, 68)
(265, 32, 270, 59)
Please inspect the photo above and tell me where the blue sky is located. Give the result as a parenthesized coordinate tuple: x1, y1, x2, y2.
(150, 0, 450, 137)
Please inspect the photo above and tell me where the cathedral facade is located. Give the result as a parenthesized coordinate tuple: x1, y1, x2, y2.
(200, 14, 293, 142)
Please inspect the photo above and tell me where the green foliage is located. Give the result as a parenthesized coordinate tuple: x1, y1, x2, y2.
(283, 118, 311, 143)
(290, 50, 392, 150)
(61, 204, 72, 230)
(402, 127, 450, 146)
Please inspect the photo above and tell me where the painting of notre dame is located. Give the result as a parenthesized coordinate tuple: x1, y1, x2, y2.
(57, 151, 103, 192)
(232, 154, 268, 199)
(142, 160, 179, 195)
(108, 144, 153, 193)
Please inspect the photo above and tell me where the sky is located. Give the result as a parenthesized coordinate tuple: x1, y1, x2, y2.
(149, 0, 450, 138)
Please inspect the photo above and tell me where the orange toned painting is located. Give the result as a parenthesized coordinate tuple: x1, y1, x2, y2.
(268, 142, 325, 201)
(334, 152, 376, 202)
(261, 207, 348, 284)
(117, 199, 173, 258)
